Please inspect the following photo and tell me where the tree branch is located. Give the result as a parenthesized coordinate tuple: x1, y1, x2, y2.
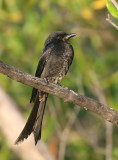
(111, 0, 118, 10)
(106, 0, 118, 30)
(0, 60, 118, 126)
(106, 14, 118, 30)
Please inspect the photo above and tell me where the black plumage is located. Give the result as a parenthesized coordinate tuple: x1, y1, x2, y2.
(15, 31, 76, 145)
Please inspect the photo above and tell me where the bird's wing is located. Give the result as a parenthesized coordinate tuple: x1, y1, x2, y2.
(30, 44, 53, 103)
(68, 44, 74, 67)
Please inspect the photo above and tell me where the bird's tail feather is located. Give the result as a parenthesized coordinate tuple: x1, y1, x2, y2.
(33, 93, 48, 145)
(15, 92, 48, 144)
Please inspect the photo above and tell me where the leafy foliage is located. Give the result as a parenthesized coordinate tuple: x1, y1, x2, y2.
(107, 0, 118, 18)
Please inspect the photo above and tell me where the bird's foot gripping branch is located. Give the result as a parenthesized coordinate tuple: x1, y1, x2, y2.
(0, 59, 118, 144)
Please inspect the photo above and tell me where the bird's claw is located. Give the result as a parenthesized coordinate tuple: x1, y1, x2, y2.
(44, 78, 49, 85)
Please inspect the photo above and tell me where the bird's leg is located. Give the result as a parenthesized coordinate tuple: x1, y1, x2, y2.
(38, 78, 49, 96)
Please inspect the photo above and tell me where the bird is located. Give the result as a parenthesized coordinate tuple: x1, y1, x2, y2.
(15, 31, 76, 145)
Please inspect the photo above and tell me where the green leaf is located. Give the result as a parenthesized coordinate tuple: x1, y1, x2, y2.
(106, 0, 118, 18)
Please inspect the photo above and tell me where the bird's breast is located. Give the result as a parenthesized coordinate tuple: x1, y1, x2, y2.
(41, 42, 74, 83)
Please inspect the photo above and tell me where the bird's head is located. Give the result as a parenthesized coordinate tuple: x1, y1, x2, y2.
(45, 31, 76, 46)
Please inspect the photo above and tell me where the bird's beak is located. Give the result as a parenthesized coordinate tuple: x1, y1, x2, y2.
(66, 33, 76, 40)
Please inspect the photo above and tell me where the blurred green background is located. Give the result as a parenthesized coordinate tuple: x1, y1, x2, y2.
(0, 0, 118, 160)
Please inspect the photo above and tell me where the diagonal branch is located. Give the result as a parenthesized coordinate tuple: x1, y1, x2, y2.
(106, 14, 118, 30)
(111, 0, 118, 10)
(0, 60, 118, 126)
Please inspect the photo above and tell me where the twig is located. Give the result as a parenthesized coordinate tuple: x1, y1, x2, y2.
(111, 0, 118, 9)
(106, 14, 118, 30)
(0, 60, 118, 126)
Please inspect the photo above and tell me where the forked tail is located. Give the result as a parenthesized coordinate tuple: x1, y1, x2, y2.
(15, 92, 48, 145)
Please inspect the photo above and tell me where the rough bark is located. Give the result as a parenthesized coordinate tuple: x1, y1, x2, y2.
(0, 60, 118, 126)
